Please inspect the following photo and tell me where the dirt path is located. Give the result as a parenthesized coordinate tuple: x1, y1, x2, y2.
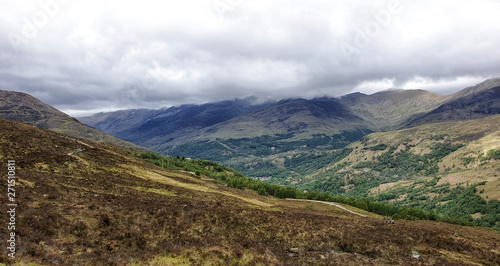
(287, 199, 367, 217)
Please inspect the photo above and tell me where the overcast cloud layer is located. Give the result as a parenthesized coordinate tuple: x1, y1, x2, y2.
(1, 0, 500, 116)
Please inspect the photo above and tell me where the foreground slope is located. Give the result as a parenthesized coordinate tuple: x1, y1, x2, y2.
(0, 90, 146, 151)
(1, 118, 499, 265)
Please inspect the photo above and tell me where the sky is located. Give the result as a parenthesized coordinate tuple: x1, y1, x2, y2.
(1, 0, 500, 116)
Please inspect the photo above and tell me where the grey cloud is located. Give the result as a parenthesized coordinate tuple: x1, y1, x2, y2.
(0, 0, 499, 116)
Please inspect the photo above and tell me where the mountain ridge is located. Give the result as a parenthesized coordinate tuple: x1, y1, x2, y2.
(0, 89, 147, 151)
(406, 78, 500, 126)
(79, 78, 500, 156)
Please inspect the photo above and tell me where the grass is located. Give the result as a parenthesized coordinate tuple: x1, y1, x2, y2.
(128, 186, 177, 197)
(124, 165, 274, 208)
(477, 178, 500, 202)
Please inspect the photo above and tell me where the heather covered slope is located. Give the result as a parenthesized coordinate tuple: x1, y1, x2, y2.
(0, 90, 146, 151)
(1, 118, 499, 265)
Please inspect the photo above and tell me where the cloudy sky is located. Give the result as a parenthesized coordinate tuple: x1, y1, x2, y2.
(1, 0, 500, 116)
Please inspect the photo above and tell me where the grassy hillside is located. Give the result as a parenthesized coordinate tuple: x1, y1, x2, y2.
(340, 89, 449, 131)
(0, 90, 147, 151)
(298, 115, 500, 230)
(1, 118, 499, 265)
(407, 78, 500, 127)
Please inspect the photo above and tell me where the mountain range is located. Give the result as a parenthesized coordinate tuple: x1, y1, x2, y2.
(79, 78, 500, 165)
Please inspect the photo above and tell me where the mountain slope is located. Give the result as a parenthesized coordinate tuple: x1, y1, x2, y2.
(1, 117, 499, 265)
(81, 97, 369, 149)
(80, 98, 259, 146)
(407, 78, 500, 126)
(78, 108, 160, 136)
(0, 89, 146, 151)
(299, 114, 500, 229)
(197, 97, 367, 139)
(340, 89, 449, 131)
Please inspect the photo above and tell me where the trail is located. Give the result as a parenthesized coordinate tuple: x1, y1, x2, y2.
(287, 199, 367, 217)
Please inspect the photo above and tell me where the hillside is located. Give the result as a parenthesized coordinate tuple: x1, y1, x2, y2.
(340, 89, 449, 131)
(1, 117, 500, 265)
(80, 97, 370, 149)
(0, 90, 146, 151)
(298, 115, 500, 229)
(79, 98, 261, 146)
(407, 78, 500, 126)
(75, 79, 500, 229)
(80, 97, 373, 183)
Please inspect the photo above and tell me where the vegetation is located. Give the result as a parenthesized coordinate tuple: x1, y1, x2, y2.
(285, 138, 500, 232)
(354, 143, 464, 177)
(134, 151, 477, 228)
(369, 178, 500, 231)
(483, 148, 500, 161)
(166, 131, 366, 181)
(296, 143, 463, 197)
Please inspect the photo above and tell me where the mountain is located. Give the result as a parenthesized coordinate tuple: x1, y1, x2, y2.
(80, 97, 376, 187)
(340, 89, 449, 131)
(77, 108, 160, 136)
(0, 89, 147, 151)
(81, 97, 372, 146)
(407, 78, 500, 126)
(82, 79, 500, 154)
(197, 97, 367, 139)
(79, 98, 261, 146)
(1, 117, 499, 265)
(80, 96, 372, 161)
